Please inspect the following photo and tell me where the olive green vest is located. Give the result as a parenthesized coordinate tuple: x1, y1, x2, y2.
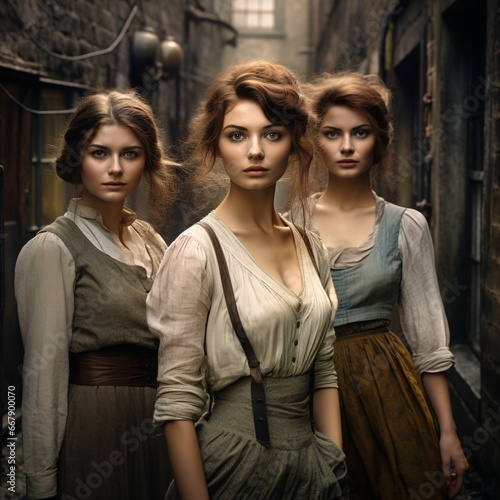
(42, 217, 165, 352)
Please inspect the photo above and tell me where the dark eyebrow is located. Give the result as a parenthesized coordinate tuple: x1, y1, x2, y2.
(222, 123, 284, 131)
(321, 124, 371, 131)
(88, 144, 143, 149)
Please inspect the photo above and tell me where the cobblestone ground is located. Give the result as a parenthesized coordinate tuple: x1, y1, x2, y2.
(0, 427, 493, 499)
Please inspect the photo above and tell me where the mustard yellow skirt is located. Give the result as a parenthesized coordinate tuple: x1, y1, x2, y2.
(335, 326, 448, 500)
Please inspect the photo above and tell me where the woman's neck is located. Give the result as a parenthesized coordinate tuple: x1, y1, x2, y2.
(100, 206, 125, 237)
(319, 173, 375, 211)
(214, 184, 282, 234)
(78, 197, 125, 237)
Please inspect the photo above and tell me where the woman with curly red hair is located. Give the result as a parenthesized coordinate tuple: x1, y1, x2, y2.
(147, 61, 348, 499)
(289, 72, 469, 499)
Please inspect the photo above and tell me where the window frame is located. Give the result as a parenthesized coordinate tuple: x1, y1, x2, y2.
(29, 83, 84, 233)
(230, 0, 285, 38)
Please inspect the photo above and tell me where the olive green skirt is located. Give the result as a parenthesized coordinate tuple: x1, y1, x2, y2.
(335, 327, 448, 500)
(166, 374, 349, 499)
(58, 384, 171, 500)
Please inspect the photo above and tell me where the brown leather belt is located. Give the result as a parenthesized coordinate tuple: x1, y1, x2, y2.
(69, 344, 159, 388)
(335, 319, 390, 340)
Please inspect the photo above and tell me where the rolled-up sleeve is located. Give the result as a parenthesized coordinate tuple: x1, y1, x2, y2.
(309, 233, 339, 389)
(147, 234, 211, 425)
(398, 210, 455, 375)
(15, 232, 74, 499)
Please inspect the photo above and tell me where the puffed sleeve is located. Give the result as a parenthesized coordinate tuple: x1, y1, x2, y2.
(147, 233, 211, 424)
(14, 232, 75, 499)
(308, 232, 339, 389)
(398, 209, 455, 375)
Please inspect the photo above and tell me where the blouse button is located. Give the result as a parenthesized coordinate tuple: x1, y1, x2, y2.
(292, 357, 296, 363)
(296, 320, 300, 328)
(293, 339, 298, 346)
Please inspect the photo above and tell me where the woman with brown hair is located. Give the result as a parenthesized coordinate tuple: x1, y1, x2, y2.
(289, 72, 469, 499)
(147, 60, 348, 499)
(15, 90, 176, 499)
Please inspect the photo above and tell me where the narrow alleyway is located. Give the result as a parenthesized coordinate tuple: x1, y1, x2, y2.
(0, 419, 493, 500)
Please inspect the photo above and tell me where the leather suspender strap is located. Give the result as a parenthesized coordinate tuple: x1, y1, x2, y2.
(198, 221, 270, 448)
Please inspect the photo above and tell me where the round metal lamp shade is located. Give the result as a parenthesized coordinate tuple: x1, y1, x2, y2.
(159, 36, 183, 72)
(130, 27, 159, 73)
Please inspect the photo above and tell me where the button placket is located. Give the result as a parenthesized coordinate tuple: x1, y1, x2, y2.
(292, 297, 302, 364)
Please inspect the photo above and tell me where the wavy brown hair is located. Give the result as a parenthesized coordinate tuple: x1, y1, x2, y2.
(55, 89, 178, 229)
(181, 60, 314, 214)
(305, 72, 394, 195)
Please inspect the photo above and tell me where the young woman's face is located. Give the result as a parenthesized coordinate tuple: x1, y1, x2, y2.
(217, 99, 292, 191)
(319, 105, 376, 181)
(80, 123, 146, 209)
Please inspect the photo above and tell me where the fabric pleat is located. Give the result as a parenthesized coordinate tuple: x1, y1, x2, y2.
(335, 330, 448, 500)
(166, 375, 349, 499)
(58, 384, 171, 500)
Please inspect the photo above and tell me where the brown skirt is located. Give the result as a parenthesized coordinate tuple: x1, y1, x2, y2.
(334, 327, 448, 500)
(57, 384, 171, 500)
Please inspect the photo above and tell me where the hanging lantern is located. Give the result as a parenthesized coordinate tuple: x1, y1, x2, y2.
(159, 36, 183, 73)
(130, 27, 159, 86)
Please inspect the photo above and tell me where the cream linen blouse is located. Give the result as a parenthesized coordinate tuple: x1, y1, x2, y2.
(148, 212, 339, 425)
(290, 192, 454, 376)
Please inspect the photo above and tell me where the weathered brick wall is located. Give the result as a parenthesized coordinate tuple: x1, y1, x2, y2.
(1, 0, 133, 86)
(314, 0, 398, 73)
(0, 0, 227, 238)
(0, 0, 225, 140)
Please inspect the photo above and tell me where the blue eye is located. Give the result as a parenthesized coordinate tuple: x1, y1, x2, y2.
(123, 151, 138, 158)
(266, 131, 281, 141)
(229, 132, 245, 141)
(90, 149, 106, 158)
(324, 131, 338, 139)
(356, 129, 369, 138)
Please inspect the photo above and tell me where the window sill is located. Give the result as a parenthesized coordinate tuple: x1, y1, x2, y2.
(448, 344, 481, 420)
(237, 30, 286, 38)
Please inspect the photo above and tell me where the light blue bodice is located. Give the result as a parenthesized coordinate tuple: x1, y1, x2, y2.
(332, 203, 407, 326)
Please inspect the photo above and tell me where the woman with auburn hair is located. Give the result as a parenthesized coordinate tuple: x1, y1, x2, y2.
(289, 72, 469, 499)
(147, 60, 348, 499)
(15, 90, 176, 499)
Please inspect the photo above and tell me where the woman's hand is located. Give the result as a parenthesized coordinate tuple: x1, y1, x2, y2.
(420, 372, 470, 498)
(439, 428, 470, 498)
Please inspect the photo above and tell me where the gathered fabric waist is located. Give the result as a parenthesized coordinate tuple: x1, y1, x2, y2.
(69, 344, 158, 388)
(334, 319, 390, 340)
(207, 374, 313, 450)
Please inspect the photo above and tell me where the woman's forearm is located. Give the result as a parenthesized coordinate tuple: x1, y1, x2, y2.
(421, 371, 469, 498)
(313, 388, 343, 449)
(421, 372, 456, 432)
(164, 420, 209, 500)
